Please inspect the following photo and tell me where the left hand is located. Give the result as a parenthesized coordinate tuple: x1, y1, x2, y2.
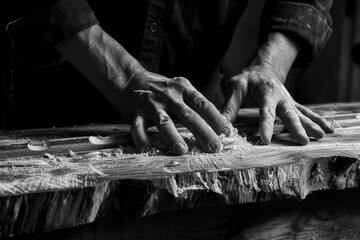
(221, 61, 334, 145)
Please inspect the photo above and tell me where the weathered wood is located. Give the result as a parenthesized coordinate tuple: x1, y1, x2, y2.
(7, 189, 360, 240)
(1, 102, 360, 238)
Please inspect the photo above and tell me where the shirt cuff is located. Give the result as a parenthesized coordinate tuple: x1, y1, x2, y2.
(260, 1, 333, 67)
(6, 0, 99, 68)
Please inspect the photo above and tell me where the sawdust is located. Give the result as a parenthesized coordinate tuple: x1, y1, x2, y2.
(0, 124, 252, 180)
(0, 165, 50, 178)
(219, 126, 253, 153)
(184, 123, 253, 156)
(146, 123, 253, 155)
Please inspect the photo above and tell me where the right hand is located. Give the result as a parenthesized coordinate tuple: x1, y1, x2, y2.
(55, 25, 230, 155)
(118, 70, 232, 155)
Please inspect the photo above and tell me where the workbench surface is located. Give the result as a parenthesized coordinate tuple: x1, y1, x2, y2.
(1, 102, 360, 239)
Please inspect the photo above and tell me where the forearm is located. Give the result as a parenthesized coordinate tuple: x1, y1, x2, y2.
(251, 31, 302, 83)
(260, 0, 333, 66)
(6, 0, 98, 68)
(55, 24, 143, 111)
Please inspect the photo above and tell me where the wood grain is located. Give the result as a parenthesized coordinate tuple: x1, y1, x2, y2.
(7, 189, 360, 240)
(1, 102, 360, 238)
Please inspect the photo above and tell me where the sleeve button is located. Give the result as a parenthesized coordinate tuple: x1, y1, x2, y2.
(149, 22, 159, 33)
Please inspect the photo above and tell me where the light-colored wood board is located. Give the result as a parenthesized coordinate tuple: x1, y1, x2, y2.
(0, 102, 360, 238)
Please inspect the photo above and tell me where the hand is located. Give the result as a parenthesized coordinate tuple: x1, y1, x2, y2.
(221, 62, 334, 145)
(56, 25, 231, 155)
(120, 71, 231, 155)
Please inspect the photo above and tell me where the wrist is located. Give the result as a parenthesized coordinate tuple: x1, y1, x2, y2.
(56, 24, 145, 104)
(251, 32, 302, 83)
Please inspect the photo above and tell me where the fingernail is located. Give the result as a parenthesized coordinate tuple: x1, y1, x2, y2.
(299, 137, 310, 145)
(173, 143, 187, 155)
(327, 123, 335, 132)
(260, 133, 271, 145)
(208, 140, 221, 153)
(221, 127, 231, 136)
(260, 137, 269, 145)
(222, 114, 230, 122)
(141, 145, 152, 153)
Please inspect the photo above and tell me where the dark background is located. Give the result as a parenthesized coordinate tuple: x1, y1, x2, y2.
(2, 0, 360, 130)
(223, 0, 360, 104)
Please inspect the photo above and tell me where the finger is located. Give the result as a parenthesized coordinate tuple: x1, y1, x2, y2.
(258, 97, 277, 145)
(295, 103, 334, 133)
(152, 108, 188, 156)
(183, 86, 231, 136)
(295, 110, 325, 139)
(277, 102, 309, 145)
(172, 102, 222, 153)
(221, 90, 242, 123)
(173, 77, 230, 136)
(131, 115, 152, 153)
(219, 75, 245, 123)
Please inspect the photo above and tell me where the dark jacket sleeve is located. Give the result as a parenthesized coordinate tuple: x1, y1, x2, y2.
(5, 0, 98, 68)
(0, 1, 61, 24)
(260, 0, 333, 67)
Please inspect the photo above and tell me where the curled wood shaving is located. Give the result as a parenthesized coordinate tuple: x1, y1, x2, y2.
(89, 135, 117, 145)
(27, 140, 51, 151)
(218, 125, 251, 152)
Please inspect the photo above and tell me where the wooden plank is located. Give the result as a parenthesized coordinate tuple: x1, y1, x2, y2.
(7, 189, 360, 240)
(0, 102, 360, 238)
(0, 123, 133, 159)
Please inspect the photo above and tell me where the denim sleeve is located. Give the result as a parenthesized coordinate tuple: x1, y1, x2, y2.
(6, 0, 98, 68)
(260, 0, 333, 67)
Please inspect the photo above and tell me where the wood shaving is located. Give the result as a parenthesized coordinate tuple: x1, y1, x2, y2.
(82, 151, 102, 159)
(164, 160, 181, 168)
(89, 135, 117, 145)
(218, 126, 252, 153)
(43, 153, 55, 159)
(27, 140, 51, 151)
(88, 164, 106, 176)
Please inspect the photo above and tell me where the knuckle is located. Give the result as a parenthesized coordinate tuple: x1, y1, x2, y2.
(223, 102, 237, 114)
(157, 113, 171, 127)
(259, 80, 276, 93)
(162, 78, 171, 87)
(174, 77, 191, 87)
(180, 108, 195, 125)
(221, 103, 237, 122)
(231, 77, 247, 90)
(263, 106, 276, 119)
(281, 109, 292, 118)
(160, 78, 175, 90)
(277, 102, 293, 118)
(248, 71, 261, 80)
(193, 95, 209, 112)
